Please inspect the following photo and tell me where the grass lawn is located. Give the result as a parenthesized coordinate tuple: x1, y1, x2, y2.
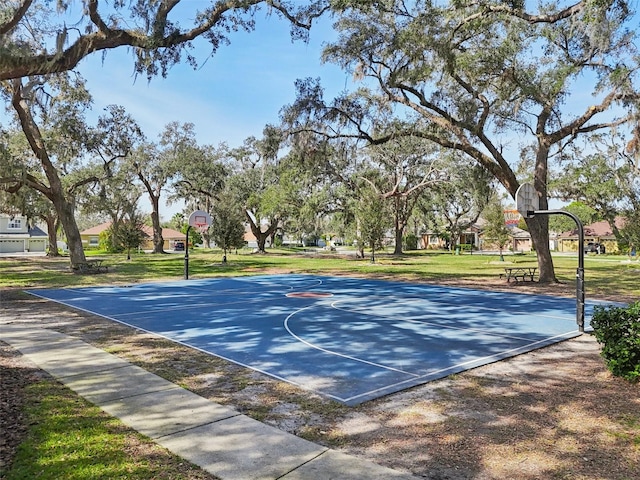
(3, 378, 217, 480)
(1, 248, 638, 479)
(2, 247, 638, 300)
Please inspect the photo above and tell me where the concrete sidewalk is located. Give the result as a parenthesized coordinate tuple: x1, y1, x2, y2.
(1, 323, 418, 480)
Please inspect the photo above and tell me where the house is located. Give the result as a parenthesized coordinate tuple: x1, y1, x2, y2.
(420, 219, 533, 253)
(479, 226, 533, 253)
(558, 218, 626, 254)
(80, 221, 112, 249)
(80, 222, 185, 251)
(419, 225, 481, 250)
(0, 214, 48, 253)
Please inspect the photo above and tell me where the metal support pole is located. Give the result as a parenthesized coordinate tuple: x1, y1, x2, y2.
(529, 210, 585, 332)
(184, 225, 192, 280)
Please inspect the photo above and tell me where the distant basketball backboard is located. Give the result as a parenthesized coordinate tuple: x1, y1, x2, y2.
(188, 210, 212, 230)
(515, 183, 539, 218)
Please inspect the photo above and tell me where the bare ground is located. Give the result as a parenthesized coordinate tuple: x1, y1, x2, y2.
(1, 278, 639, 479)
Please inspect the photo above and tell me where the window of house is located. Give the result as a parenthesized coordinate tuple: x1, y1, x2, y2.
(429, 235, 439, 245)
(7, 218, 22, 229)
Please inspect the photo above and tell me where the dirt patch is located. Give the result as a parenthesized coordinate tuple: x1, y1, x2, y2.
(1, 285, 639, 479)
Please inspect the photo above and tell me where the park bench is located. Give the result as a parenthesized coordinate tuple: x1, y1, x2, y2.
(72, 259, 108, 274)
(500, 267, 537, 283)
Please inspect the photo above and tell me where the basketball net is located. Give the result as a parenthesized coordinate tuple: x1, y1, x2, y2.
(195, 223, 208, 235)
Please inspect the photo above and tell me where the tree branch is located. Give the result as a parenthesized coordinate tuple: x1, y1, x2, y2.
(1, 0, 326, 81)
(0, 0, 33, 35)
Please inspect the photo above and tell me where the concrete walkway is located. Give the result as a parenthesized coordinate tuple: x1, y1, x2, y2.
(1, 323, 418, 480)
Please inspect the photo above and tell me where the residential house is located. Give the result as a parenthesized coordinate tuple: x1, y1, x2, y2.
(0, 214, 48, 253)
(80, 222, 185, 251)
(479, 226, 533, 253)
(419, 225, 481, 250)
(558, 218, 626, 254)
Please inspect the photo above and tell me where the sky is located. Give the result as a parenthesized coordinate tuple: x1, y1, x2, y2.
(81, 13, 349, 148)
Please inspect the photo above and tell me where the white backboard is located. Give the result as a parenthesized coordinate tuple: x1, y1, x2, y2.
(188, 210, 212, 228)
(515, 183, 539, 218)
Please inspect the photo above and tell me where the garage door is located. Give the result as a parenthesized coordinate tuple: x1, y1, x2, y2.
(0, 240, 25, 253)
(28, 240, 47, 252)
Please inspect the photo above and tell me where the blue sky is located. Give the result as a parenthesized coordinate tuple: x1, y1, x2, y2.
(81, 13, 350, 148)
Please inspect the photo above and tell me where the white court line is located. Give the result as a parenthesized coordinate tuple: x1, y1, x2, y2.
(59, 277, 324, 296)
(27, 286, 583, 406)
(283, 305, 421, 377)
(341, 330, 581, 404)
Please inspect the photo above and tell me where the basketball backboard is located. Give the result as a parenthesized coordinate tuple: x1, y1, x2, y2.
(188, 210, 212, 231)
(515, 183, 539, 218)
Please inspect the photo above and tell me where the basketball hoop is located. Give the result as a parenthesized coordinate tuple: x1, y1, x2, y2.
(194, 222, 209, 235)
(189, 211, 212, 233)
(185, 210, 212, 280)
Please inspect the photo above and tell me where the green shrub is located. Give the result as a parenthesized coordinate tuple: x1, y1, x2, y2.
(99, 228, 121, 253)
(403, 233, 418, 251)
(590, 301, 640, 382)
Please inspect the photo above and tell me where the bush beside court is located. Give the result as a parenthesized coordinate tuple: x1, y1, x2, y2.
(591, 302, 640, 383)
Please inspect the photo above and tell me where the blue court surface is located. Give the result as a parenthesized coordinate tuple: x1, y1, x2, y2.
(28, 274, 600, 405)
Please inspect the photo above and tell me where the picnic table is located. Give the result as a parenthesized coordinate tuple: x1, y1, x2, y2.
(501, 266, 537, 283)
(72, 259, 108, 274)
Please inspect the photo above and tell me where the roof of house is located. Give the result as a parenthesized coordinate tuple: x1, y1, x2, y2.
(559, 217, 626, 238)
(28, 226, 48, 237)
(80, 222, 112, 235)
(508, 227, 531, 239)
(143, 226, 184, 239)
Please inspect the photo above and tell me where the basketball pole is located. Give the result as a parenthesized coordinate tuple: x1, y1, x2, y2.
(528, 209, 585, 332)
(184, 225, 192, 280)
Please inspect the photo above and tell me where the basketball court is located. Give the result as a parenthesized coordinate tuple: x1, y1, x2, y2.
(28, 274, 600, 405)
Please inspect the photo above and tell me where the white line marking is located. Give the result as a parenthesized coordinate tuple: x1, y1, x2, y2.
(25, 291, 351, 404)
(341, 330, 582, 403)
(283, 305, 420, 377)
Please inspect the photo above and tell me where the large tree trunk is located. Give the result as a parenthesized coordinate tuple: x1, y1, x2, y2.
(138, 176, 165, 254)
(44, 214, 60, 256)
(150, 204, 165, 254)
(393, 218, 404, 255)
(10, 78, 86, 267)
(392, 195, 403, 255)
(245, 211, 278, 254)
(527, 215, 556, 283)
(531, 141, 557, 284)
(57, 198, 85, 266)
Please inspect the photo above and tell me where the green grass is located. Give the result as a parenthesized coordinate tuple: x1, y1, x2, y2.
(3, 379, 214, 480)
(2, 248, 638, 299)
